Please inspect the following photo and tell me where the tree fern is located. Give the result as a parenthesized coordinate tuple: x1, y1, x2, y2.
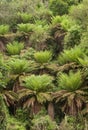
(18, 12, 32, 23)
(34, 51, 52, 64)
(0, 25, 9, 35)
(6, 41, 24, 55)
(58, 46, 85, 65)
(17, 23, 34, 33)
(22, 74, 53, 92)
(7, 58, 29, 75)
(57, 71, 82, 91)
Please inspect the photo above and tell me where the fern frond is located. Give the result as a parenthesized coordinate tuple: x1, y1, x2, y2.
(57, 71, 82, 91)
(6, 41, 24, 55)
(58, 46, 85, 65)
(22, 74, 53, 92)
(34, 51, 52, 64)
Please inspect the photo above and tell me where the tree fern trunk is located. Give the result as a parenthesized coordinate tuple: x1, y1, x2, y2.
(0, 95, 7, 130)
(48, 102, 54, 120)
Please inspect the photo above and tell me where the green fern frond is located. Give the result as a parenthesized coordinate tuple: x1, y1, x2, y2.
(34, 51, 52, 64)
(17, 23, 34, 33)
(7, 58, 29, 75)
(18, 12, 32, 23)
(6, 41, 24, 55)
(22, 74, 53, 92)
(57, 71, 82, 91)
(0, 25, 9, 35)
(58, 46, 85, 65)
(78, 56, 88, 67)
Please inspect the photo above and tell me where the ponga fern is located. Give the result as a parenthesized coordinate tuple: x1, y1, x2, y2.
(6, 41, 24, 55)
(0, 25, 9, 35)
(51, 15, 62, 25)
(22, 74, 53, 92)
(34, 51, 52, 64)
(18, 74, 53, 111)
(17, 23, 34, 33)
(57, 71, 82, 91)
(7, 58, 29, 75)
(18, 12, 32, 23)
(58, 46, 85, 65)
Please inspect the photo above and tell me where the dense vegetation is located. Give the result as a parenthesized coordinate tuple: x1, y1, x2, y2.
(0, 0, 88, 130)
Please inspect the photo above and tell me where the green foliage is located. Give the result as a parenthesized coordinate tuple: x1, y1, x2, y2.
(57, 71, 82, 91)
(31, 115, 59, 130)
(59, 115, 86, 130)
(80, 28, 88, 55)
(21, 47, 36, 60)
(7, 58, 29, 74)
(0, 0, 87, 128)
(17, 23, 34, 33)
(51, 15, 62, 25)
(30, 24, 49, 45)
(51, 15, 76, 31)
(49, 0, 69, 15)
(34, 51, 52, 64)
(78, 56, 88, 67)
(7, 117, 26, 130)
(16, 108, 30, 122)
(6, 41, 24, 55)
(0, 25, 9, 35)
(34, 4, 53, 23)
(69, 0, 88, 29)
(64, 25, 81, 48)
(0, 0, 42, 25)
(17, 12, 32, 23)
(58, 46, 85, 65)
(22, 74, 53, 92)
(60, 16, 76, 31)
(0, 72, 7, 89)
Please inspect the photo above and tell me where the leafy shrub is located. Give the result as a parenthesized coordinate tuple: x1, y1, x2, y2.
(49, 0, 69, 15)
(17, 23, 34, 33)
(57, 71, 82, 91)
(34, 4, 53, 23)
(7, 117, 26, 130)
(58, 46, 85, 65)
(69, 0, 88, 29)
(80, 29, 88, 55)
(64, 25, 81, 48)
(30, 24, 49, 46)
(0, 25, 9, 35)
(31, 115, 59, 130)
(22, 74, 53, 92)
(34, 51, 52, 64)
(0, 0, 42, 25)
(6, 41, 24, 55)
(59, 115, 85, 130)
